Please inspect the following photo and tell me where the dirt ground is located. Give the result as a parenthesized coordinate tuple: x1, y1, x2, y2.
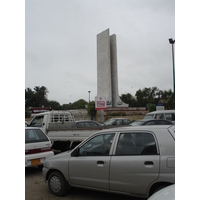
(25, 166, 146, 200)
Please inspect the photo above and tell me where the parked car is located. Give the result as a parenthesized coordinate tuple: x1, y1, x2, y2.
(75, 120, 103, 128)
(130, 119, 173, 126)
(43, 125, 175, 198)
(147, 184, 175, 200)
(143, 110, 175, 124)
(25, 121, 29, 127)
(104, 118, 132, 127)
(25, 127, 54, 167)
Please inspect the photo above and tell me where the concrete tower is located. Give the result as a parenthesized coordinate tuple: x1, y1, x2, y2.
(97, 29, 128, 108)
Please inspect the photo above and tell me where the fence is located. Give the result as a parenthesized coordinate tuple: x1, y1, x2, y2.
(25, 108, 148, 124)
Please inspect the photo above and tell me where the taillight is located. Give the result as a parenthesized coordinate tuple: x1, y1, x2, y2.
(25, 147, 52, 155)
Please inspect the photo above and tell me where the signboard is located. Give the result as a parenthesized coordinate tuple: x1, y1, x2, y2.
(156, 103, 164, 111)
(95, 97, 107, 110)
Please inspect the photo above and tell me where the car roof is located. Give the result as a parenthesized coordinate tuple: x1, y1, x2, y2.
(25, 127, 42, 130)
(146, 110, 175, 115)
(132, 119, 173, 123)
(75, 120, 98, 123)
(96, 124, 175, 134)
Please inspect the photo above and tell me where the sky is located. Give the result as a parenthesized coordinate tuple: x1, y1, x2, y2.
(25, 0, 175, 105)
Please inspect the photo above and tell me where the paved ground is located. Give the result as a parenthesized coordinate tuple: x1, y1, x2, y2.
(25, 166, 147, 200)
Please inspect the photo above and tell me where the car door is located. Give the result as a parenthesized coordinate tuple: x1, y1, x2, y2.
(110, 131, 160, 196)
(69, 133, 115, 190)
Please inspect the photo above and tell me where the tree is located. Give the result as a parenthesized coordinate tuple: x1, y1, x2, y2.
(25, 87, 34, 107)
(48, 100, 61, 110)
(87, 101, 96, 119)
(120, 93, 135, 107)
(25, 86, 49, 108)
(33, 86, 49, 106)
(71, 99, 88, 109)
(149, 104, 156, 112)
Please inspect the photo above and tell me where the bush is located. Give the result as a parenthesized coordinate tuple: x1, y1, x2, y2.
(149, 104, 156, 112)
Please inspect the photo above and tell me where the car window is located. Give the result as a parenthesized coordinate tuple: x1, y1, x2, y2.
(29, 116, 43, 127)
(104, 119, 115, 125)
(143, 114, 154, 120)
(155, 114, 164, 119)
(85, 122, 98, 127)
(25, 129, 49, 143)
(79, 133, 115, 156)
(76, 122, 85, 128)
(144, 121, 155, 125)
(156, 120, 170, 125)
(165, 113, 175, 121)
(115, 120, 122, 125)
(123, 119, 131, 125)
(116, 133, 158, 155)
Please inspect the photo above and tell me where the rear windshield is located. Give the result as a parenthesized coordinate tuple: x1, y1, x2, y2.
(25, 129, 49, 143)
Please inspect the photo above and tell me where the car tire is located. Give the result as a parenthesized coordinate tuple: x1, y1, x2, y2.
(48, 171, 69, 196)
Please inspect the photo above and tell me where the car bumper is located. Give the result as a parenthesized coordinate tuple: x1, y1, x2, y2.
(42, 166, 49, 181)
(25, 151, 54, 167)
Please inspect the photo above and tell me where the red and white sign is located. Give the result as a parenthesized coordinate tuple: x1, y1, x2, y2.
(95, 97, 107, 110)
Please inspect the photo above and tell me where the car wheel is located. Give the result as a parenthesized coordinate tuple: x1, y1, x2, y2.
(48, 171, 69, 196)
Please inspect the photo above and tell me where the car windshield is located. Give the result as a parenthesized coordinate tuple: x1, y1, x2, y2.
(104, 119, 116, 125)
(25, 129, 49, 143)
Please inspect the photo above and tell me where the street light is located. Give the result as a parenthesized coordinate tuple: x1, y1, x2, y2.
(169, 38, 175, 94)
(88, 91, 91, 103)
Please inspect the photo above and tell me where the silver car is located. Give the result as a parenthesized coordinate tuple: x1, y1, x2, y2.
(43, 125, 175, 198)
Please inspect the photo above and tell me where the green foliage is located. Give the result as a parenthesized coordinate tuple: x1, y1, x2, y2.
(149, 104, 156, 112)
(72, 99, 88, 109)
(48, 100, 61, 110)
(25, 86, 49, 108)
(87, 101, 96, 116)
(25, 86, 175, 111)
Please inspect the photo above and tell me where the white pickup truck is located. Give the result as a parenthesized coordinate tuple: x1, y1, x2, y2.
(28, 110, 104, 151)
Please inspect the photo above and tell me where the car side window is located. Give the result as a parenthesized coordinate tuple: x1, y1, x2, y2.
(115, 120, 122, 125)
(29, 116, 43, 127)
(79, 133, 115, 156)
(116, 133, 158, 155)
(165, 113, 175, 121)
(155, 114, 164, 120)
(123, 119, 131, 125)
(76, 122, 84, 128)
(144, 121, 155, 125)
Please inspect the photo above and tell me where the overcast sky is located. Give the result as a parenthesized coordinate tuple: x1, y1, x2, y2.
(25, 0, 175, 105)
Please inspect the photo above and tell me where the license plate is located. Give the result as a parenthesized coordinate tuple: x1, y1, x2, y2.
(31, 158, 41, 165)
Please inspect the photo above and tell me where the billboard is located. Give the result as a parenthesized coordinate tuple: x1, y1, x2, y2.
(95, 97, 107, 110)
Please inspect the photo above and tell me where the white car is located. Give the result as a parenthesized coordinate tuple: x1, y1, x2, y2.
(25, 127, 54, 167)
(148, 184, 175, 200)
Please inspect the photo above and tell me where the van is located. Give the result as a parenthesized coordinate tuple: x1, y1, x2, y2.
(143, 110, 175, 124)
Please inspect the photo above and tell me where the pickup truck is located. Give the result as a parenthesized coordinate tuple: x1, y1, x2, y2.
(28, 110, 104, 151)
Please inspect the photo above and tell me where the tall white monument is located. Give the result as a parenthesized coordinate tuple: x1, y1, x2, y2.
(97, 29, 128, 108)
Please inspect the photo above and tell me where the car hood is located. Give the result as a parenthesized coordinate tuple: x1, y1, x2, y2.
(44, 150, 72, 168)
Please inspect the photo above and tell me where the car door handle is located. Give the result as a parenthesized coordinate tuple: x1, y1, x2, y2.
(97, 161, 105, 165)
(97, 161, 106, 167)
(144, 161, 154, 166)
